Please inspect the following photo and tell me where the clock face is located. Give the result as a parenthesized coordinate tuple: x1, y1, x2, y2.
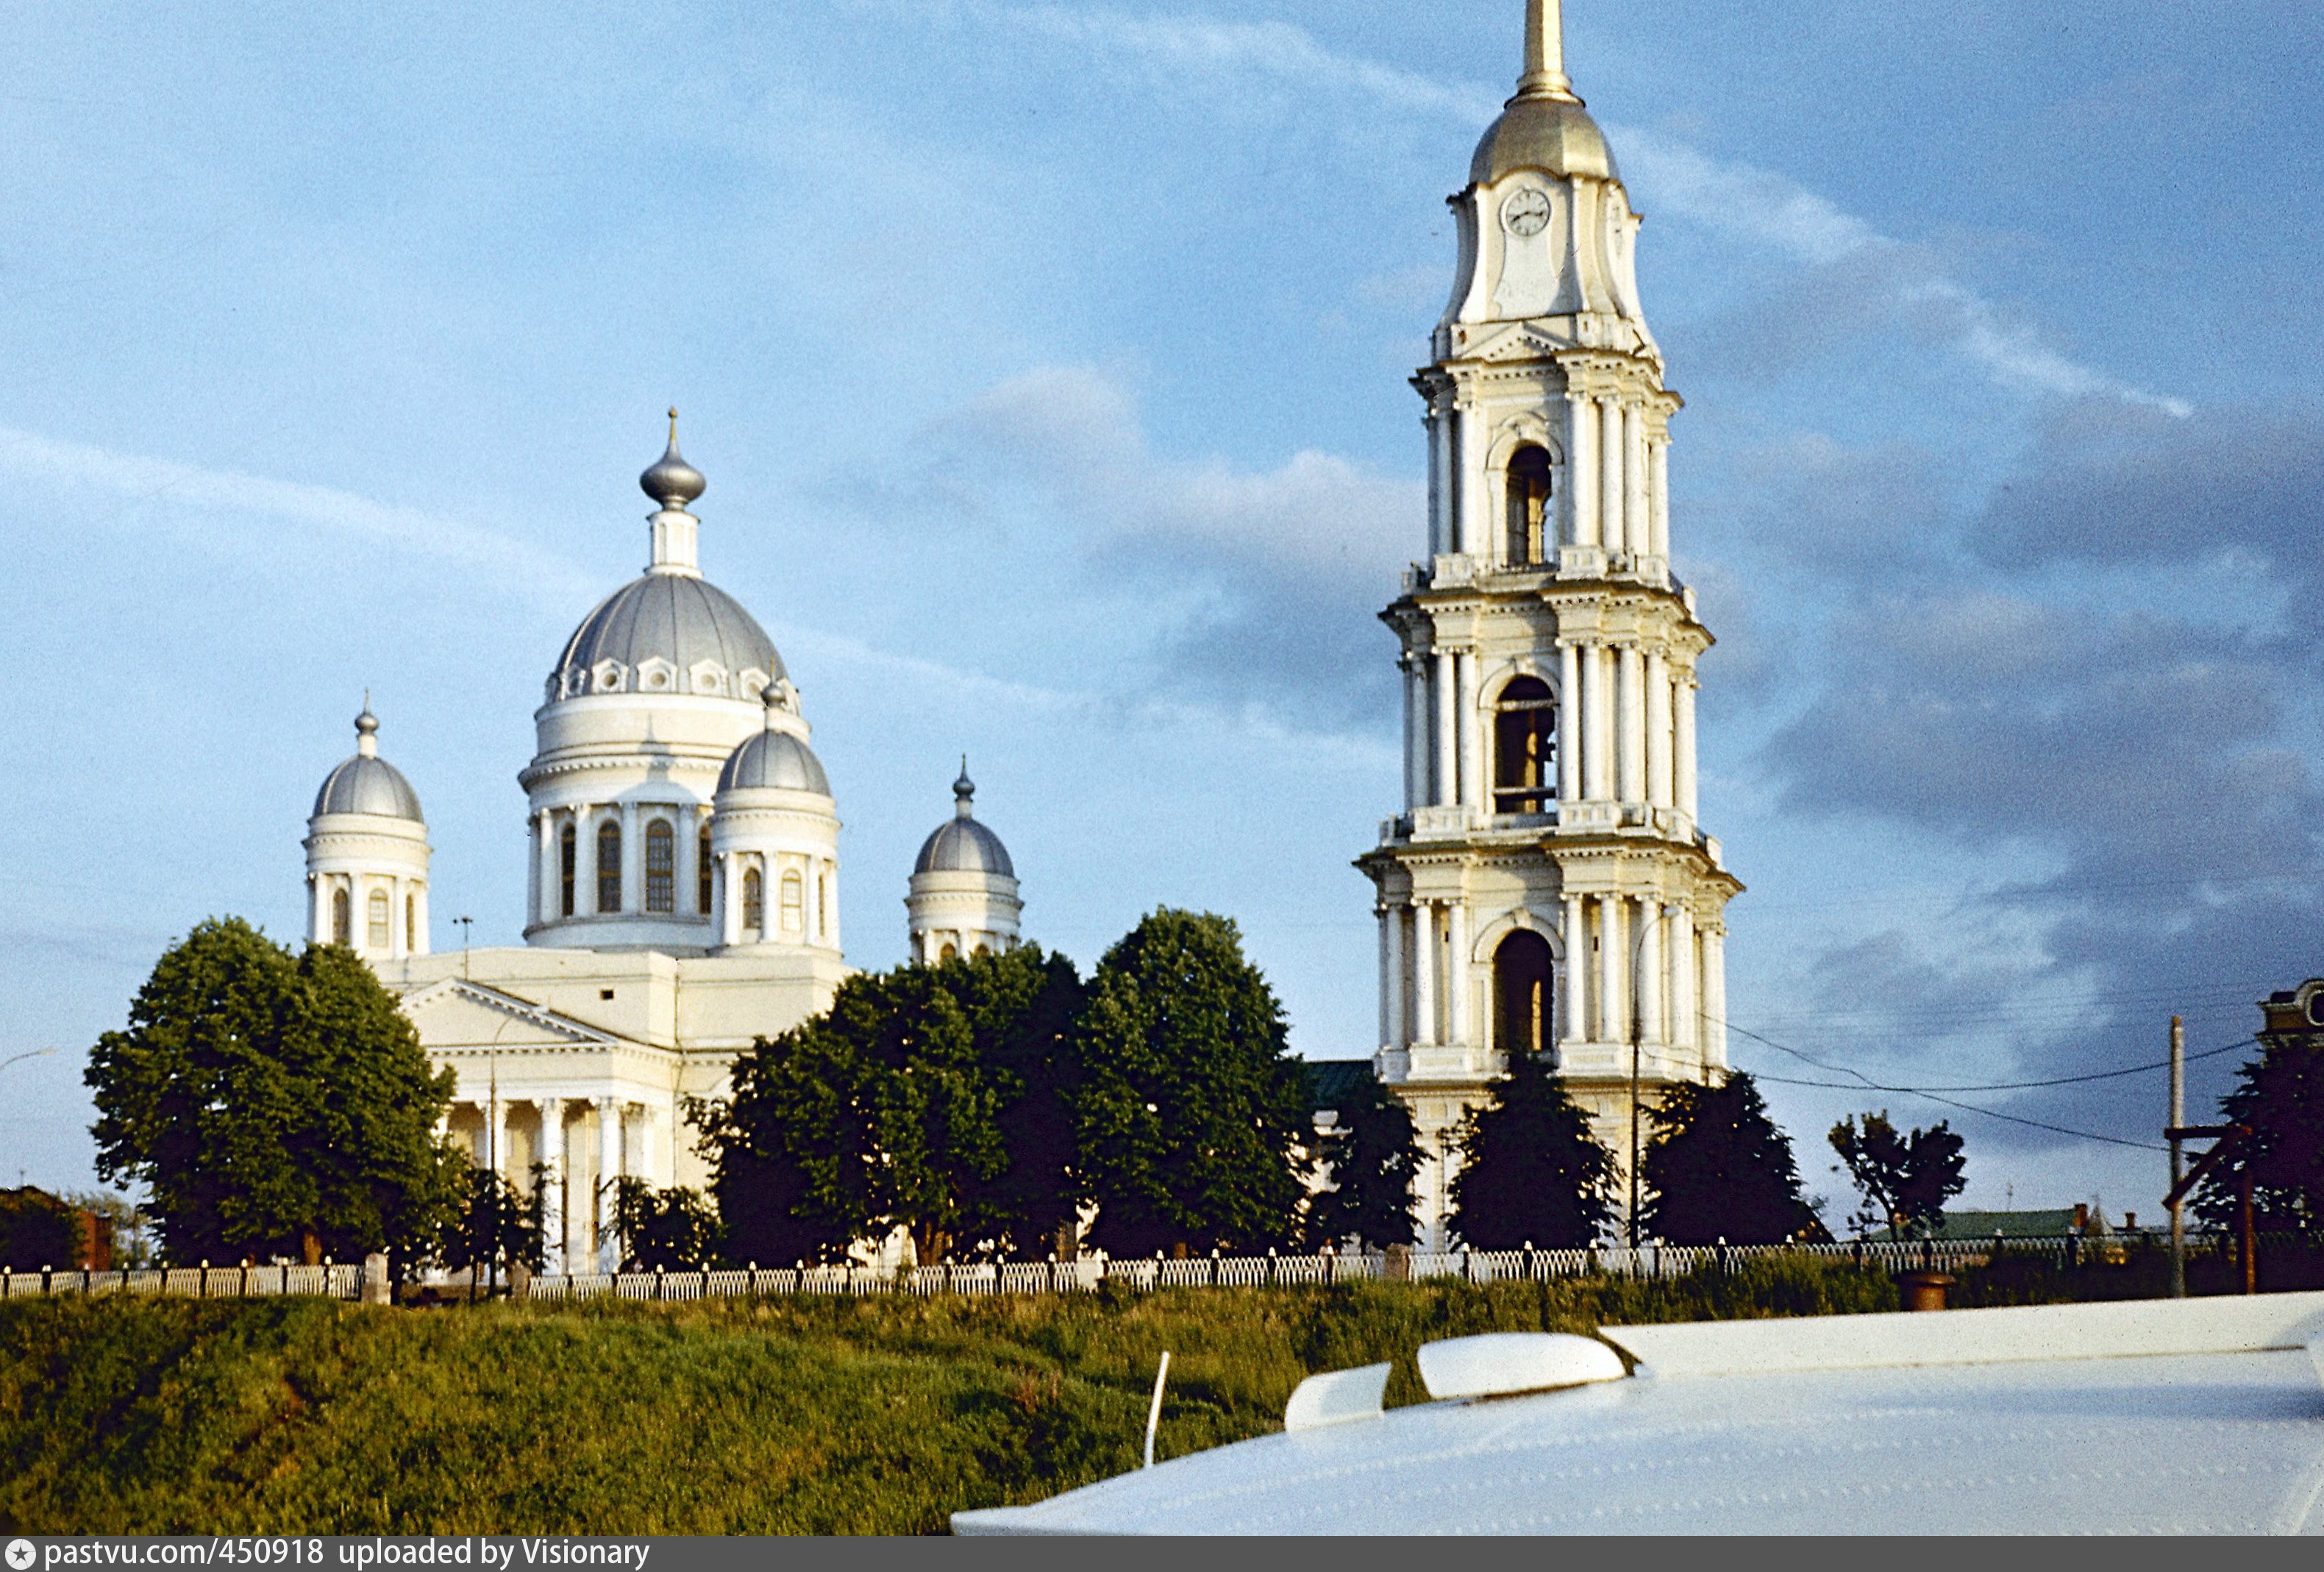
(1502, 188, 1552, 238)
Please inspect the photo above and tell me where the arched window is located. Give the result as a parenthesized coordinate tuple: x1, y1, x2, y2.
(1493, 928, 1555, 1058)
(596, 821, 622, 914)
(559, 824, 577, 917)
(780, 870, 804, 933)
(1505, 444, 1553, 566)
(1493, 675, 1558, 812)
(697, 828, 713, 914)
(368, 889, 391, 949)
(332, 888, 351, 946)
(741, 867, 763, 934)
(405, 894, 416, 952)
(939, 942, 958, 964)
(645, 820, 674, 914)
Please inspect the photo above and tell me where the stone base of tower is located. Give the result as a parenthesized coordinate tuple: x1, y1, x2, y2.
(1380, 1048, 1717, 1252)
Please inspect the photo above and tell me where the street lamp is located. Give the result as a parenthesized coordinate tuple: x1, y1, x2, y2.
(0, 1047, 58, 1081)
(1626, 907, 1671, 1252)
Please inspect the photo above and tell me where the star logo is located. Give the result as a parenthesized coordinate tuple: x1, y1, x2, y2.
(6, 1539, 35, 1571)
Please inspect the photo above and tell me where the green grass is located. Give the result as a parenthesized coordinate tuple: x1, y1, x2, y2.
(6, 1259, 1904, 1535)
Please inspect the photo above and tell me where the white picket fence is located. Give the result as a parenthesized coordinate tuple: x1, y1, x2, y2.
(0, 1235, 2193, 1304)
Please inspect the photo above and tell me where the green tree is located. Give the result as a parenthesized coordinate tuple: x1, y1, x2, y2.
(2199, 1038, 2324, 1229)
(1305, 1074, 1420, 1251)
(1447, 1048, 1614, 1249)
(0, 1189, 79, 1270)
(440, 1164, 544, 1277)
(610, 1178, 727, 1270)
(86, 917, 461, 1265)
(1641, 1073, 1823, 1245)
(696, 945, 1086, 1265)
(1828, 1112, 1967, 1240)
(1072, 909, 1310, 1257)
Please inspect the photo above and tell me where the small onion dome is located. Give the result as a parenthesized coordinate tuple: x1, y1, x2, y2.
(1469, 93, 1618, 185)
(913, 761, 1014, 877)
(313, 703, 424, 821)
(718, 685, 830, 794)
(640, 407, 707, 511)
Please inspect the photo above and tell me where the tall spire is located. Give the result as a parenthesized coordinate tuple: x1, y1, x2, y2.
(1516, 0, 1578, 102)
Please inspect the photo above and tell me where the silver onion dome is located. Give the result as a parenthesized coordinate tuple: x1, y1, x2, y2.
(913, 762, 1014, 877)
(640, 408, 707, 510)
(718, 686, 831, 794)
(313, 703, 424, 821)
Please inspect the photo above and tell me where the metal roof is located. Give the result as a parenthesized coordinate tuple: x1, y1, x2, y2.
(716, 727, 830, 796)
(957, 1292, 2324, 1535)
(552, 573, 783, 700)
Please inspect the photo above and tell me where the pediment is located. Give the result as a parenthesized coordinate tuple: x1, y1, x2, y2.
(1469, 321, 1567, 363)
(399, 978, 621, 1051)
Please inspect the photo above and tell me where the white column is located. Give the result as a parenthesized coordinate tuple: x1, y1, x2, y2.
(1384, 904, 1407, 1051)
(414, 883, 429, 956)
(640, 1106, 662, 1189)
(1623, 405, 1648, 558)
(1703, 928, 1728, 1068)
(1669, 905, 1696, 1050)
(1579, 643, 1608, 799)
(718, 855, 741, 947)
(1411, 901, 1437, 1046)
(620, 801, 641, 914)
(824, 861, 841, 952)
(1432, 650, 1456, 808)
(538, 1098, 566, 1275)
(1427, 403, 1450, 557)
(1561, 895, 1587, 1045)
(1598, 396, 1624, 554)
(1675, 676, 1700, 825)
(1636, 897, 1663, 1048)
(1400, 657, 1419, 812)
(307, 876, 326, 947)
(596, 1097, 621, 1272)
(524, 813, 541, 928)
(1567, 395, 1598, 547)
(1617, 644, 1645, 804)
(1597, 894, 1623, 1044)
(1447, 901, 1472, 1048)
(1455, 651, 1483, 811)
(1556, 641, 1580, 806)
(1646, 648, 1673, 811)
(1648, 434, 1671, 559)
(583, 807, 602, 914)
(1452, 406, 1480, 557)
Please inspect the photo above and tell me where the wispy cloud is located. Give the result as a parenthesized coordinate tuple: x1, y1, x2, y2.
(911, 0, 2189, 418)
(0, 426, 601, 602)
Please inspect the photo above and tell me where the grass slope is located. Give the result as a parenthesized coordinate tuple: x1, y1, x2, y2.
(7, 1259, 1908, 1534)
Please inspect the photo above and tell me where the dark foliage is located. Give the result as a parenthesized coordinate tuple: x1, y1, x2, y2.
(0, 1190, 79, 1271)
(1072, 910, 1311, 1257)
(1305, 1075, 1420, 1251)
(86, 918, 461, 1265)
(1447, 1050, 1614, 1249)
(610, 1179, 724, 1271)
(2199, 1037, 2324, 1230)
(441, 1164, 545, 1276)
(1642, 1073, 1824, 1245)
(1828, 1112, 1967, 1240)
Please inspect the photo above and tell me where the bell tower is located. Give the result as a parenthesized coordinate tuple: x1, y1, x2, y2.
(1357, 0, 1742, 1248)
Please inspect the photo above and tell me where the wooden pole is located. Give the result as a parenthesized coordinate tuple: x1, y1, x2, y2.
(2168, 1016, 2186, 1298)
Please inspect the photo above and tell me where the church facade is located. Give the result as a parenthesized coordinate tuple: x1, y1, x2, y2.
(1358, 0, 1742, 1249)
(299, 421, 1020, 1272)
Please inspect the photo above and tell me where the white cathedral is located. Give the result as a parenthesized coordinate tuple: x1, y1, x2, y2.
(299, 419, 1024, 1273)
(1359, 0, 1740, 1248)
(296, 0, 1739, 1265)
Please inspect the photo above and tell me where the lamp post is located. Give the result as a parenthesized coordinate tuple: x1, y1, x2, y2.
(0, 1048, 58, 1082)
(1625, 905, 1669, 1251)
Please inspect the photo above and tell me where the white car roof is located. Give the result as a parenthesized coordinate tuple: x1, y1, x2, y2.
(956, 1292, 2324, 1536)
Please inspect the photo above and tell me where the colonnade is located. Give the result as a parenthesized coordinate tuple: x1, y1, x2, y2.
(1378, 895, 1725, 1060)
(1402, 641, 1697, 825)
(307, 871, 428, 959)
(712, 850, 838, 948)
(1423, 386, 1668, 564)
(452, 1095, 671, 1273)
(529, 802, 711, 925)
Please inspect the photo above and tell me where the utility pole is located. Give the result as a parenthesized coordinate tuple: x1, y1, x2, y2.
(2168, 1015, 2186, 1298)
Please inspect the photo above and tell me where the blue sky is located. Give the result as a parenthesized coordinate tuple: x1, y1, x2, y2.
(5, 0, 2320, 1224)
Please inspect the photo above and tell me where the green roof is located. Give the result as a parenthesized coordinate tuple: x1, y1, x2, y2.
(1933, 1209, 2083, 1240)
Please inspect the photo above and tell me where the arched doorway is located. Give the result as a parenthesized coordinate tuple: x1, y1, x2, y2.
(1493, 928, 1555, 1058)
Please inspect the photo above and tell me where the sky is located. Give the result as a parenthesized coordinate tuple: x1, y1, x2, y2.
(4, 0, 2322, 1226)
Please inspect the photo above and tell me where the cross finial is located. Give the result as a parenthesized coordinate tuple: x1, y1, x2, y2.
(1517, 0, 1577, 102)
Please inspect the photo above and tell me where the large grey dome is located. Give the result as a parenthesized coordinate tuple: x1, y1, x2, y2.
(313, 707, 424, 822)
(719, 727, 830, 795)
(552, 575, 783, 700)
(914, 766, 1013, 877)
